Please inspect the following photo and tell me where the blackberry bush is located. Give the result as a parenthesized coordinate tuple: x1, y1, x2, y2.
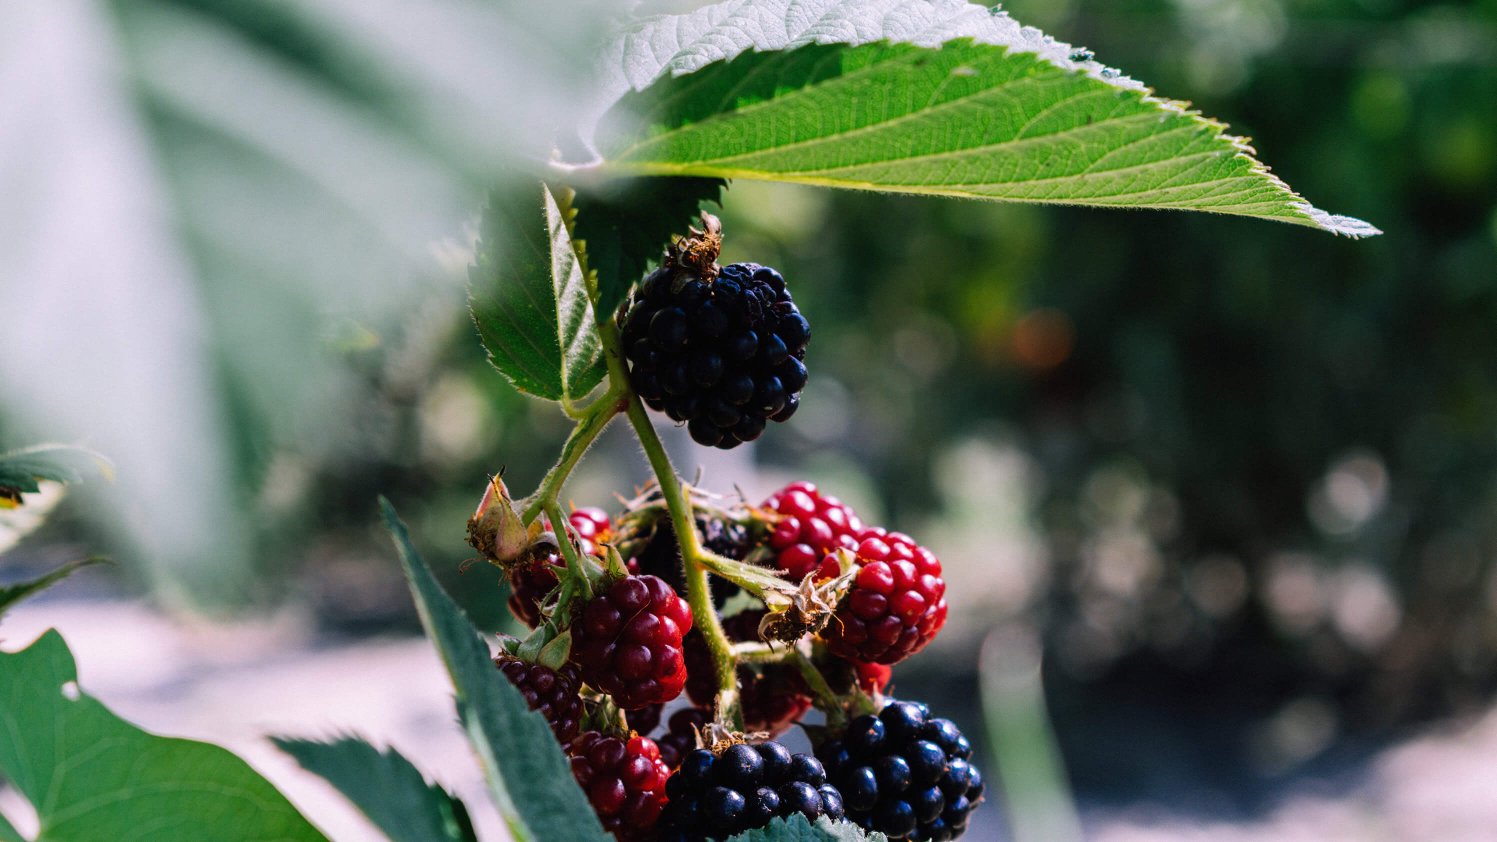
(619, 216, 810, 449)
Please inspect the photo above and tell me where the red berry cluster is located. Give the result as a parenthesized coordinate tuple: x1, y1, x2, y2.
(763, 481, 862, 580)
(572, 574, 693, 709)
(507, 507, 618, 628)
(568, 731, 671, 840)
(821, 527, 948, 665)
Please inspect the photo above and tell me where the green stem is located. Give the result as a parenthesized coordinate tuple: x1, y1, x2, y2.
(733, 642, 789, 664)
(789, 649, 843, 724)
(522, 390, 623, 524)
(602, 319, 742, 729)
(544, 500, 594, 600)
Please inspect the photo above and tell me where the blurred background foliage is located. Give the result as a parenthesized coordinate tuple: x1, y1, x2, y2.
(4, 0, 1496, 825)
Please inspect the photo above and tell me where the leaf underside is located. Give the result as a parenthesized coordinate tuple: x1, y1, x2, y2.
(0, 630, 326, 842)
(470, 184, 607, 403)
(729, 815, 888, 841)
(274, 735, 476, 842)
(380, 498, 609, 842)
(589, 0, 1376, 238)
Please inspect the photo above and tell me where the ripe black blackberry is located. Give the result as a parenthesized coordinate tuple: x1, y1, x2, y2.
(630, 511, 754, 607)
(817, 701, 985, 841)
(620, 214, 810, 449)
(658, 742, 846, 841)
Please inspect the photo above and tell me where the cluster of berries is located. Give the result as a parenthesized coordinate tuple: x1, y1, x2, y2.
(466, 216, 975, 841)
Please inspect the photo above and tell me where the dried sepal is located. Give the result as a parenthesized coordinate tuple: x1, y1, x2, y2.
(467, 473, 543, 567)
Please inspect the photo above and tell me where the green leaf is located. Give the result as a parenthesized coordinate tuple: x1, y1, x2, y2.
(380, 498, 609, 842)
(728, 815, 887, 841)
(0, 630, 326, 841)
(0, 559, 110, 621)
(273, 735, 476, 842)
(590, 1, 1376, 238)
(470, 185, 607, 403)
(568, 176, 726, 321)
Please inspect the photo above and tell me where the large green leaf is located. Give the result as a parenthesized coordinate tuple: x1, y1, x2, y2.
(728, 815, 887, 841)
(273, 735, 476, 842)
(0, 630, 326, 841)
(588, 0, 1376, 238)
(0, 559, 109, 621)
(380, 498, 609, 842)
(470, 184, 607, 403)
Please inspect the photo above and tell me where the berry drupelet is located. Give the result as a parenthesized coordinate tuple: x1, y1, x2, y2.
(658, 742, 846, 841)
(821, 527, 948, 665)
(493, 654, 585, 743)
(571, 574, 693, 709)
(620, 218, 810, 449)
(762, 481, 864, 581)
(818, 701, 984, 841)
(569, 731, 672, 841)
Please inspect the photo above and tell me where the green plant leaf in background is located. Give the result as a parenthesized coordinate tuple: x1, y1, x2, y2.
(587, 0, 1377, 238)
(568, 176, 726, 320)
(0, 444, 113, 554)
(0, 559, 110, 621)
(0, 811, 21, 842)
(0, 630, 326, 841)
(380, 498, 609, 842)
(274, 735, 477, 842)
(470, 185, 606, 404)
(727, 815, 888, 841)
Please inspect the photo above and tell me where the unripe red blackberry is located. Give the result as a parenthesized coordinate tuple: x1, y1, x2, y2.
(817, 701, 984, 841)
(569, 731, 671, 841)
(620, 217, 810, 449)
(763, 481, 863, 581)
(494, 653, 585, 743)
(821, 528, 948, 665)
(506, 508, 618, 627)
(656, 707, 711, 770)
(571, 575, 693, 709)
(657, 743, 846, 841)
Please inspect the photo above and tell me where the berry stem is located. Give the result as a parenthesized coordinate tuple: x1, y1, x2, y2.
(521, 391, 624, 525)
(788, 649, 846, 727)
(599, 316, 743, 729)
(544, 500, 595, 600)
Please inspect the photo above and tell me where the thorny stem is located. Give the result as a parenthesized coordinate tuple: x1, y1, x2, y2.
(733, 641, 788, 664)
(600, 318, 743, 729)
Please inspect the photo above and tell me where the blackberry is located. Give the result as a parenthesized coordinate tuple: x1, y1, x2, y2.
(569, 731, 671, 840)
(620, 218, 810, 449)
(571, 574, 693, 709)
(817, 701, 984, 841)
(762, 481, 863, 581)
(494, 653, 584, 743)
(821, 528, 948, 665)
(658, 742, 846, 840)
(656, 707, 710, 769)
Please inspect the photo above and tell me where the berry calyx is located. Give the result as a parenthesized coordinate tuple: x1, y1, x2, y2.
(821, 528, 947, 665)
(620, 231, 811, 450)
(494, 653, 585, 743)
(571, 574, 694, 709)
(569, 731, 672, 841)
(763, 482, 863, 581)
(506, 508, 617, 628)
(658, 742, 846, 840)
(818, 701, 984, 841)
